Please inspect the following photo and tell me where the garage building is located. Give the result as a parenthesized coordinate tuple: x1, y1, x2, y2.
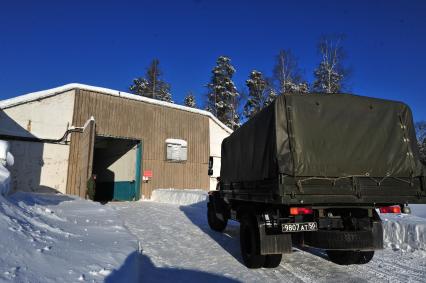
(0, 84, 231, 200)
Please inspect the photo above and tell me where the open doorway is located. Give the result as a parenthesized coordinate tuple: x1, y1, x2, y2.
(92, 136, 142, 203)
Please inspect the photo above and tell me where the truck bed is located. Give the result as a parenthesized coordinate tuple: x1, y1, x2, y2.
(220, 94, 426, 206)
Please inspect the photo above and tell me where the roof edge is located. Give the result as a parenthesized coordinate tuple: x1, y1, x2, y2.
(0, 83, 233, 134)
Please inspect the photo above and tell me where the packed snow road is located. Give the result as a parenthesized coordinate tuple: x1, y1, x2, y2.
(113, 200, 426, 283)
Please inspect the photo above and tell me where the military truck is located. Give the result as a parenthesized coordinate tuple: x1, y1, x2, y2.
(207, 94, 426, 268)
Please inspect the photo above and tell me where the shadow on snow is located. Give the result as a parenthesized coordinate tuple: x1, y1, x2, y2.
(179, 201, 244, 265)
(179, 200, 334, 265)
(105, 251, 241, 283)
(7, 191, 74, 207)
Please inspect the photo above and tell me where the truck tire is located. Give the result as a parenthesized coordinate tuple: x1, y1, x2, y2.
(263, 254, 282, 268)
(326, 250, 361, 265)
(357, 251, 374, 264)
(240, 215, 266, 268)
(207, 202, 227, 232)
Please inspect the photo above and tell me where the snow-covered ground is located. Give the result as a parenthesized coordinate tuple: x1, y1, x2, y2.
(112, 190, 426, 283)
(0, 183, 425, 282)
(0, 191, 138, 283)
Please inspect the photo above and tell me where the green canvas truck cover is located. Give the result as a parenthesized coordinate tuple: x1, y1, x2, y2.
(221, 94, 423, 183)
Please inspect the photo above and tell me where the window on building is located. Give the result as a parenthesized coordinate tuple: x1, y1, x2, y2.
(165, 139, 187, 162)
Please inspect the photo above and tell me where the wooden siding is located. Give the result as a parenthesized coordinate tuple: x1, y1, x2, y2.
(66, 118, 95, 197)
(67, 89, 210, 198)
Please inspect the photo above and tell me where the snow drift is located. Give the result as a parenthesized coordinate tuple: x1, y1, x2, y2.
(0, 165, 11, 196)
(0, 140, 14, 196)
(150, 189, 207, 206)
(0, 192, 138, 282)
(0, 140, 14, 168)
(410, 204, 426, 219)
(381, 213, 426, 252)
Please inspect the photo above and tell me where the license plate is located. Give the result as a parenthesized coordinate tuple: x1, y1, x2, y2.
(282, 222, 318, 232)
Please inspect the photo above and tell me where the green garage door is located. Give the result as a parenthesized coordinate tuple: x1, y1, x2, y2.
(111, 142, 142, 201)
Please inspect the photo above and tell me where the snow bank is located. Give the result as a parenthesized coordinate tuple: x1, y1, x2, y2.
(150, 189, 207, 206)
(0, 140, 14, 196)
(410, 204, 426, 219)
(0, 140, 8, 160)
(0, 192, 138, 282)
(0, 165, 11, 196)
(382, 213, 426, 252)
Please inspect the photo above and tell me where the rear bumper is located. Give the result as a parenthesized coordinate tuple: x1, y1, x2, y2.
(303, 221, 383, 250)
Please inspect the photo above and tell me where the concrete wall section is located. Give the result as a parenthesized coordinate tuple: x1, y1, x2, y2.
(208, 118, 231, 190)
(8, 141, 70, 194)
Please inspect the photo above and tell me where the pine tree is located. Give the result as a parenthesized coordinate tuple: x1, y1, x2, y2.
(244, 70, 277, 119)
(184, 92, 197, 108)
(129, 59, 173, 102)
(272, 49, 309, 95)
(206, 56, 240, 130)
(313, 35, 347, 94)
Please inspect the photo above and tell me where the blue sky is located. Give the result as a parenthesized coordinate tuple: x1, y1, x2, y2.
(1, 0, 425, 121)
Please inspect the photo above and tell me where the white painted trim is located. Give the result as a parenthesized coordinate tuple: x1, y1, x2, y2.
(0, 83, 233, 134)
(83, 116, 95, 129)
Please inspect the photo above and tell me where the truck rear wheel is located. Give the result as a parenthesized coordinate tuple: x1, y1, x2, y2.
(240, 215, 266, 268)
(263, 254, 282, 268)
(207, 202, 227, 232)
(326, 250, 374, 265)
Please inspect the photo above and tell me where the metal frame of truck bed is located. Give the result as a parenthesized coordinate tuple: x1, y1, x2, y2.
(220, 175, 426, 206)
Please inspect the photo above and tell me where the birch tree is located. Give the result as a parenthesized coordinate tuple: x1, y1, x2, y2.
(313, 35, 348, 94)
(273, 49, 308, 95)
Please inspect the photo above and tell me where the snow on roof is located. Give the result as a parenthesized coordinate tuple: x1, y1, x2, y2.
(165, 138, 188, 147)
(0, 83, 233, 134)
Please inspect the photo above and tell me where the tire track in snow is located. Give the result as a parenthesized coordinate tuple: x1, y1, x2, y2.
(113, 201, 426, 283)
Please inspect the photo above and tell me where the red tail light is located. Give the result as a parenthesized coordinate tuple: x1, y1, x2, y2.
(379, 206, 401, 214)
(290, 207, 313, 215)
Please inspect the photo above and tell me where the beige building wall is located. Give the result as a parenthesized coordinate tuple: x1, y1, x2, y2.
(2, 90, 75, 139)
(1, 90, 75, 194)
(209, 119, 231, 190)
(109, 146, 137, 181)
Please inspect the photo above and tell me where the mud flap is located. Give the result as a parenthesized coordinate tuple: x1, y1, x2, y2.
(257, 216, 292, 255)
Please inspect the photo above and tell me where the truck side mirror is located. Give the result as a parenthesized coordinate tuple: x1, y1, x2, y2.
(208, 156, 213, 176)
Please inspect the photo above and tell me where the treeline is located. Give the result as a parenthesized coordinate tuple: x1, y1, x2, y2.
(128, 34, 426, 164)
(129, 34, 348, 130)
(415, 122, 426, 164)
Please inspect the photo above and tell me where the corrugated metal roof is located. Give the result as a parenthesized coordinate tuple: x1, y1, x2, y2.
(0, 83, 233, 134)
